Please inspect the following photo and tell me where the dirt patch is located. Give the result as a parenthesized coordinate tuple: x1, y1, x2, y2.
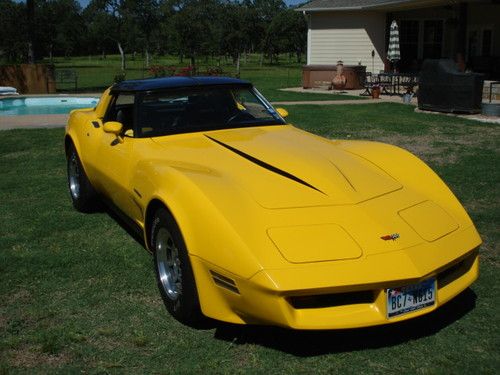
(0, 314, 8, 330)
(129, 294, 163, 308)
(7, 345, 70, 369)
(355, 125, 499, 166)
(0, 151, 31, 160)
(6, 289, 32, 305)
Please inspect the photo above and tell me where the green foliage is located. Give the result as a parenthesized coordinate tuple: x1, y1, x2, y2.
(113, 71, 126, 83)
(0, 109, 498, 372)
(0, 0, 307, 67)
(0, 0, 27, 63)
(265, 8, 307, 63)
(48, 54, 362, 101)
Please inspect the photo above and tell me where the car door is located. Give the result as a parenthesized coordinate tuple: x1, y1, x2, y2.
(94, 92, 139, 218)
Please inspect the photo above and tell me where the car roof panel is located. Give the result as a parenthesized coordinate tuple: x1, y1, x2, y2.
(111, 76, 251, 93)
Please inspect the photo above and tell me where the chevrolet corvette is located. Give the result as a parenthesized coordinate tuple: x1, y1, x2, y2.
(65, 76, 481, 329)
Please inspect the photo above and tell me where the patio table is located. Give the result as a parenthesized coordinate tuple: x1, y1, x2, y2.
(377, 73, 418, 96)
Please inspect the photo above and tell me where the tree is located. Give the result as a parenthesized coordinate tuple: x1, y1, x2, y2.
(218, 2, 255, 74)
(0, 0, 27, 63)
(265, 8, 307, 63)
(37, 0, 85, 60)
(27, 0, 35, 63)
(85, 0, 129, 70)
(125, 0, 160, 67)
(170, 0, 219, 67)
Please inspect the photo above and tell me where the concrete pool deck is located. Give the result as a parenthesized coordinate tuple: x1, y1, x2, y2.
(0, 93, 101, 130)
(0, 114, 69, 130)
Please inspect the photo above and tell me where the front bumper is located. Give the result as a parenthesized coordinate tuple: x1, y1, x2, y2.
(239, 249, 478, 329)
(192, 225, 481, 329)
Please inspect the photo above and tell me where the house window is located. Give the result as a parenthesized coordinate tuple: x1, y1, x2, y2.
(468, 27, 493, 58)
(423, 20, 443, 59)
(482, 29, 492, 57)
(400, 20, 419, 63)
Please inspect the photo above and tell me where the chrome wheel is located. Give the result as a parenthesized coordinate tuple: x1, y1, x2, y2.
(68, 153, 80, 200)
(156, 227, 182, 300)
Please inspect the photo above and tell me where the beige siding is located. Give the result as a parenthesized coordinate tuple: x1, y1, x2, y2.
(309, 11, 386, 73)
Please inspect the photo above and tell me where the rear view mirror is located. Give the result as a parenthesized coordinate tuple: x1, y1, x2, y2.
(276, 107, 289, 118)
(103, 121, 123, 135)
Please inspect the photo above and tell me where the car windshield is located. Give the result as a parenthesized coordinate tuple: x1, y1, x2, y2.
(136, 85, 285, 137)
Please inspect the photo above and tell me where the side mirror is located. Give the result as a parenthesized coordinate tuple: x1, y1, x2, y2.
(103, 121, 123, 135)
(276, 107, 289, 118)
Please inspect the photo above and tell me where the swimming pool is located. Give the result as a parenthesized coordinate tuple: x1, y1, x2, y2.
(0, 97, 99, 116)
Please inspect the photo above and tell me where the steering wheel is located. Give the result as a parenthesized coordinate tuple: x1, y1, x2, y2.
(225, 110, 255, 125)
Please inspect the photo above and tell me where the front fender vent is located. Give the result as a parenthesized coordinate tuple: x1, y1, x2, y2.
(210, 270, 240, 294)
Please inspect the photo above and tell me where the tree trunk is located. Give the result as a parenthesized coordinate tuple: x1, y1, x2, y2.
(117, 41, 126, 71)
(145, 49, 150, 68)
(27, 0, 35, 63)
(236, 52, 240, 77)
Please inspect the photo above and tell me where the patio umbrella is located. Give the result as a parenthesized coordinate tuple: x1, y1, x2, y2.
(387, 20, 401, 71)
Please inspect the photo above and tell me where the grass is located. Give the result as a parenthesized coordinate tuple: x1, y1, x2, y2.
(0, 103, 499, 373)
(49, 54, 366, 102)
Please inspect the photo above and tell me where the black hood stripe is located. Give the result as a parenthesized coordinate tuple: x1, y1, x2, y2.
(205, 135, 325, 195)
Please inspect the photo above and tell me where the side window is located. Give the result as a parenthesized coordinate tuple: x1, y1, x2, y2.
(104, 93, 135, 136)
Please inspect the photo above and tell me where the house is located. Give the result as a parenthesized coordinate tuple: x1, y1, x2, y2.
(297, 0, 500, 87)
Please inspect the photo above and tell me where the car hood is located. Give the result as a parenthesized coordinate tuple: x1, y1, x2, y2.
(148, 125, 472, 268)
(151, 125, 402, 209)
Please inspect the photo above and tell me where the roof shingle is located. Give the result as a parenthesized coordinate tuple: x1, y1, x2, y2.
(297, 0, 420, 12)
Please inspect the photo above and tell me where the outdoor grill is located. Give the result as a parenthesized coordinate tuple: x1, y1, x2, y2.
(418, 59, 484, 114)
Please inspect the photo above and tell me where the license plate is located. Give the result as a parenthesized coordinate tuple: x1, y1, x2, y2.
(386, 278, 435, 318)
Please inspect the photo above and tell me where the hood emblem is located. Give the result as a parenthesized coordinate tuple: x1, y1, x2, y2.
(381, 233, 400, 241)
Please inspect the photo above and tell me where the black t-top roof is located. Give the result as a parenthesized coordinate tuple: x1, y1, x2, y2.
(112, 76, 251, 93)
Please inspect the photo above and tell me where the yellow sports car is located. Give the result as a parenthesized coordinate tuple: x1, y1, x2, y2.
(65, 77, 481, 329)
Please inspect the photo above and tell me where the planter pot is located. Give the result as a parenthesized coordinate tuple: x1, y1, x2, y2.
(372, 87, 381, 99)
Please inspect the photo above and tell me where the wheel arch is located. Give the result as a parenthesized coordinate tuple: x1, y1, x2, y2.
(143, 196, 250, 324)
(64, 134, 75, 157)
(144, 198, 170, 251)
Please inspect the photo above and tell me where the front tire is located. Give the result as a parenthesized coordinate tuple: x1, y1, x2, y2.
(151, 207, 203, 325)
(66, 144, 98, 212)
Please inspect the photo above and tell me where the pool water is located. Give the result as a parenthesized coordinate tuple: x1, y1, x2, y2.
(0, 97, 99, 116)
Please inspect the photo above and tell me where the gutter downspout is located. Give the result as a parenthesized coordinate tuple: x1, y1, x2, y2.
(304, 11, 312, 65)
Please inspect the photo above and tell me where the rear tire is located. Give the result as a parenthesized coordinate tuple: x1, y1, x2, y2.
(66, 144, 99, 212)
(151, 207, 203, 325)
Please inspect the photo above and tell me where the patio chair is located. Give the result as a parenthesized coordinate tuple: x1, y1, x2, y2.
(418, 59, 484, 114)
(378, 73, 393, 95)
(400, 74, 418, 95)
(359, 72, 373, 96)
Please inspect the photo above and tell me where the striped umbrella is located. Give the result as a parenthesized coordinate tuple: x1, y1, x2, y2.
(387, 20, 401, 65)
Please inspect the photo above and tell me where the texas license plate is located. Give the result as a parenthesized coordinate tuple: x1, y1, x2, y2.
(386, 278, 436, 318)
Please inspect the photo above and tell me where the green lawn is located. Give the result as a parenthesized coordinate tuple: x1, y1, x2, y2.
(50, 54, 365, 102)
(0, 103, 499, 373)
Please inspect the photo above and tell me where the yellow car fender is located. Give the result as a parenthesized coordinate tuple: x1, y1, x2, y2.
(339, 140, 475, 228)
(64, 88, 112, 166)
(133, 161, 266, 323)
(133, 160, 263, 278)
